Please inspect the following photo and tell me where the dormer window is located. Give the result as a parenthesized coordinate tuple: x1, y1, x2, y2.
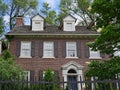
(32, 14, 44, 31)
(63, 15, 76, 31)
(66, 22, 72, 31)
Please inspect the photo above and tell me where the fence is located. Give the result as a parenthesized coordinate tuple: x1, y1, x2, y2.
(0, 76, 120, 90)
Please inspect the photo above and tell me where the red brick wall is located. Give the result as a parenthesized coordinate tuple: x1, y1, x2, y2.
(9, 38, 108, 80)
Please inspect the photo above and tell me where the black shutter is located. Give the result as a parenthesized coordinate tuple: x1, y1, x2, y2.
(16, 41, 20, 57)
(38, 70, 43, 81)
(39, 41, 43, 57)
(85, 42, 90, 58)
(54, 41, 58, 58)
(30, 70, 34, 82)
(62, 41, 66, 58)
(31, 41, 35, 57)
(100, 53, 105, 58)
(54, 70, 60, 82)
(77, 41, 81, 58)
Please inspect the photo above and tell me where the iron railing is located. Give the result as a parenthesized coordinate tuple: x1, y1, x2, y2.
(0, 76, 120, 90)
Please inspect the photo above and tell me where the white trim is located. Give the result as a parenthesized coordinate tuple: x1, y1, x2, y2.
(62, 61, 84, 90)
(43, 41, 54, 58)
(42, 56, 55, 58)
(20, 41, 31, 58)
(65, 57, 78, 59)
(66, 42, 77, 58)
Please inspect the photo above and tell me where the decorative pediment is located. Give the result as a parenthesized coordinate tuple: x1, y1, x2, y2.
(62, 61, 84, 70)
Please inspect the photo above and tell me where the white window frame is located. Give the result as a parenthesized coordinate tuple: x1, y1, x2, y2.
(89, 48, 101, 59)
(66, 42, 77, 58)
(43, 41, 54, 58)
(20, 41, 31, 58)
(20, 71, 30, 81)
(66, 22, 72, 31)
(114, 43, 120, 56)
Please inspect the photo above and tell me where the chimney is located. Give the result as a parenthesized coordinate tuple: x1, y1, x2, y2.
(16, 16, 23, 27)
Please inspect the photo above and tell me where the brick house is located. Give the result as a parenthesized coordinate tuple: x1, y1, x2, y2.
(6, 14, 108, 89)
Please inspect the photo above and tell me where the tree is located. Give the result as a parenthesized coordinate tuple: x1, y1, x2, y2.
(59, 0, 95, 26)
(43, 69, 59, 90)
(5, 0, 38, 30)
(40, 2, 57, 25)
(89, 0, 120, 56)
(0, 0, 7, 36)
(85, 57, 120, 80)
(0, 50, 23, 79)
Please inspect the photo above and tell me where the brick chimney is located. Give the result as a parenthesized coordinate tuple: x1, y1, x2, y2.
(16, 16, 23, 27)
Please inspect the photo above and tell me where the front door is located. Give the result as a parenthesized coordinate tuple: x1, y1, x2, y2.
(67, 75, 78, 90)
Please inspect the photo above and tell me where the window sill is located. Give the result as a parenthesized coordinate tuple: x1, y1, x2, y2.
(19, 56, 32, 58)
(65, 57, 78, 59)
(42, 56, 55, 58)
(89, 57, 102, 59)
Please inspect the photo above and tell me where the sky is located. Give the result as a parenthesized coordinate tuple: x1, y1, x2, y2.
(3, 0, 60, 26)
(38, 0, 60, 12)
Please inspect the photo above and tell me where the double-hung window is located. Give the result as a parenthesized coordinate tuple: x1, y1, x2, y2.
(43, 42, 54, 58)
(20, 71, 30, 81)
(114, 43, 120, 56)
(89, 48, 101, 59)
(20, 41, 31, 58)
(66, 42, 77, 58)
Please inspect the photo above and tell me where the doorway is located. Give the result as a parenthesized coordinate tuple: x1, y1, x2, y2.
(67, 69, 78, 90)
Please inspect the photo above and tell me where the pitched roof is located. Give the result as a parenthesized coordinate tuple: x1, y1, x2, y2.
(6, 25, 99, 36)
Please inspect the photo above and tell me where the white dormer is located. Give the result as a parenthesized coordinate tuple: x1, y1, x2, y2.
(63, 15, 76, 31)
(32, 14, 44, 31)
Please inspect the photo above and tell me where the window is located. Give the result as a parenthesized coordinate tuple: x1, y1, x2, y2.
(114, 43, 120, 56)
(20, 71, 30, 81)
(20, 41, 31, 58)
(43, 42, 54, 58)
(33, 21, 41, 30)
(66, 42, 77, 58)
(66, 22, 72, 31)
(89, 48, 101, 59)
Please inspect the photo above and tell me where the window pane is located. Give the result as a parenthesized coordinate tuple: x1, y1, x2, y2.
(89, 48, 100, 58)
(21, 42, 31, 57)
(43, 42, 54, 57)
(66, 42, 76, 57)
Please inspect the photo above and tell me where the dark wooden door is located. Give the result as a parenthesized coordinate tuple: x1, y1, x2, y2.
(67, 76, 78, 90)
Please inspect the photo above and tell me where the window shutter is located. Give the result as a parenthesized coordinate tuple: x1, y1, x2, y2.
(100, 53, 105, 58)
(54, 70, 60, 82)
(30, 70, 34, 82)
(31, 41, 35, 57)
(39, 70, 43, 81)
(77, 41, 81, 58)
(85, 42, 90, 58)
(16, 41, 20, 57)
(54, 41, 58, 58)
(62, 41, 66, 58)
(39, 41, 43, 57)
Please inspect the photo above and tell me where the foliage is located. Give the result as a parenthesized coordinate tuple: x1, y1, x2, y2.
(40, 2, 57, 25)
(89, 0, 120, 55)
(59, 0, 94, 26)
(0, 0, 7, 36)
(85, 57, 120, 80)
(43, 69, 59, 90)
(5, 0, 38, 30)
(0, 50, 23, 79)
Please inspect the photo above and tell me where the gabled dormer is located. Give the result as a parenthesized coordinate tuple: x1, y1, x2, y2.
(32, 14, 44, 31)
(63, 15, 76, 31)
